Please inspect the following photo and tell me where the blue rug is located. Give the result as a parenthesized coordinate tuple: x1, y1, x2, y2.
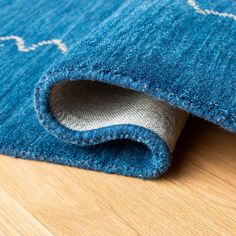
(0, 0, 235, 178)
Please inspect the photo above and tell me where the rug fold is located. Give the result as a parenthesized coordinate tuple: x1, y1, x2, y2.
(35, 58, 188, 178)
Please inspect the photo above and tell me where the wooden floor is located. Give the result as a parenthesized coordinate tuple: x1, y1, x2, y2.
(0, 118, 235, 235)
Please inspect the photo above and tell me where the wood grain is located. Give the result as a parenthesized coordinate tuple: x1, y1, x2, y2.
(0, 118, 235, 235)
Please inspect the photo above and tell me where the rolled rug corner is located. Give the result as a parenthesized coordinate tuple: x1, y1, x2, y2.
(35, 74, 188, 178)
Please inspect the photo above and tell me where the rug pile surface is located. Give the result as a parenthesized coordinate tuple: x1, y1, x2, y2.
(0, 0, 235, 178)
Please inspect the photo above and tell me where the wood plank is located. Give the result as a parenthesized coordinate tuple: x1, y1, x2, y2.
(0, 188, 53, 236)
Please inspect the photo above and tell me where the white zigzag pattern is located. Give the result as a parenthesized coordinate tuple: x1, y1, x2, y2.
(0, 35, 68, 53)
(187, 0, 236, 21)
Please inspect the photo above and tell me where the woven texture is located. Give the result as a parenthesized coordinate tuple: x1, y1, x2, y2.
(0, 0, 235, 178)
(50, 81, 187, 152)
